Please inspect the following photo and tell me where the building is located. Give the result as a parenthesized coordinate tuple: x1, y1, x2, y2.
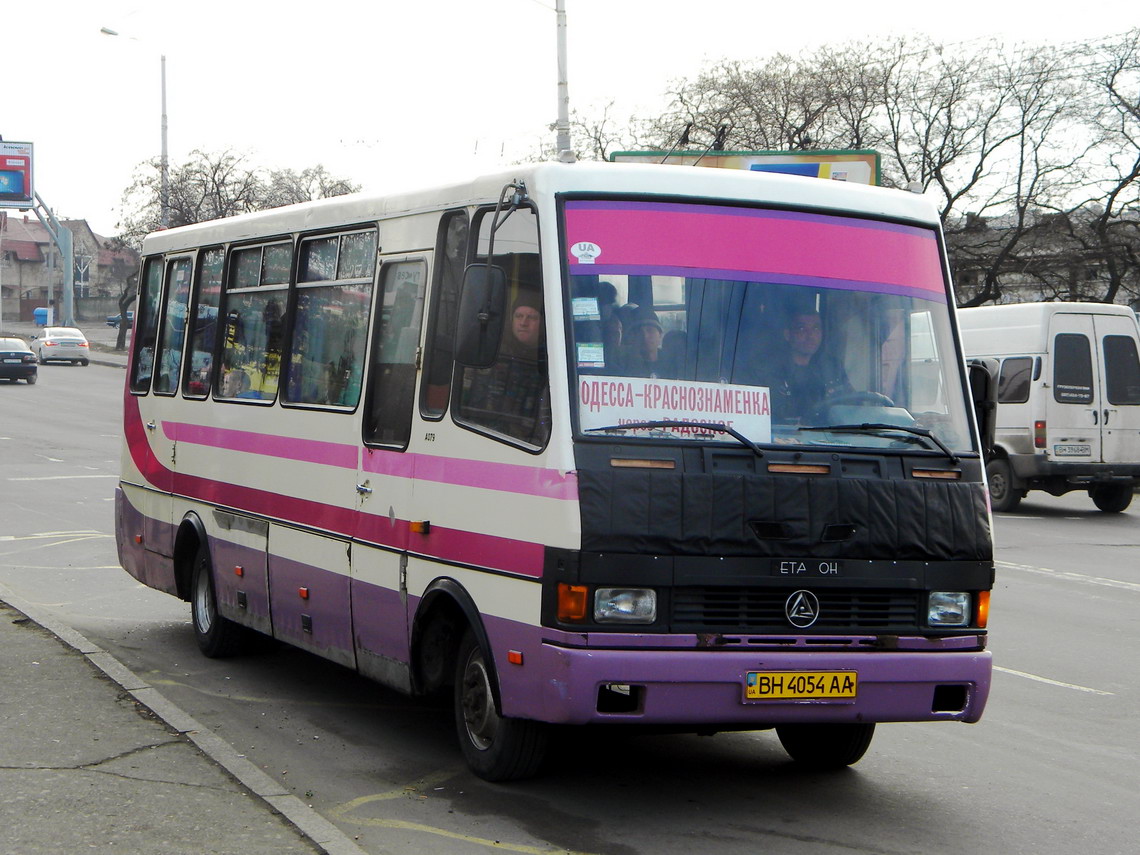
(0, 211, 139, 324)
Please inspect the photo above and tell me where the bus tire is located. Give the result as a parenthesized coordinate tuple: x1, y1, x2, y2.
(986, 458, 1021, 512)
(191, 542, 247, 658)
(454, 629, 548, 781)
(776, 722, 875, 769)
(1090, 483, 1133, 513)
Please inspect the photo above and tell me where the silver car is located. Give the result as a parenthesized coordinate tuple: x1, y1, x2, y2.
(31, 326, 91, 365)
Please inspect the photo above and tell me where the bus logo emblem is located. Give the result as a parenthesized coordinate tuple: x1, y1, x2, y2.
(785, 590, 820, 628)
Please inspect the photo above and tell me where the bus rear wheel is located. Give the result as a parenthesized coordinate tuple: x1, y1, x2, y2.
(1090, 483, 1133, 513)
(776, 723, 875, 769)
(454, 630, 548, 781)
(986, 458, 1021, 512)
(191, 542, 247, 658)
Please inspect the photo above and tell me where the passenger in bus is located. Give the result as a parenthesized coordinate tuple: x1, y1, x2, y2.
(460, 291, 551, 445)
(221, 367, 252, 398)
(619, 307, 679, 378)
(770, 310, 851, 422)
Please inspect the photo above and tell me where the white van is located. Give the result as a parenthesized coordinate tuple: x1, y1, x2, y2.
(958, 302, 1140, 512)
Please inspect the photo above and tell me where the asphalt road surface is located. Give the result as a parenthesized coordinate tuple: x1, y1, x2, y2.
(1, 361, 1136, 855)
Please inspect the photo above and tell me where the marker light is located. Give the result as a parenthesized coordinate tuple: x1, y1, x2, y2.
(976, 590, 990, 628)
(594, 588, 657, 624)
(557, 583, 589, 622)
(928, 591, 970, 626)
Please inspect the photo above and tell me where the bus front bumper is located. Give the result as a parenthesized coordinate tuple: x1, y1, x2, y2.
(508, 641, 991, 727)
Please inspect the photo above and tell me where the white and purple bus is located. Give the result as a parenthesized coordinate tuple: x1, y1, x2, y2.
(117, 162, 994, 780)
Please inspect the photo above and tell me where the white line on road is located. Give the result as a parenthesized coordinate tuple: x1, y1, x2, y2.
(997, 560, 1140, 593)
(0, 531, 104, 541)
(6, 474, 117, 481)
(994, 666, 1114, 696)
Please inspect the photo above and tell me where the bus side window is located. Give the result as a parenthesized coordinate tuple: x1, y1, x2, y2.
(997, 357, 1032, 404)
(153, 257, 193, 395)
(217, 242, 291, 402)
(363, 261, 427, 446)
(286, 230, 376, 407)
(420, 210, 469, 418)
(454, 206, 550, 448)
(182, 247, 224, 398)
(129, 257, 164, 393)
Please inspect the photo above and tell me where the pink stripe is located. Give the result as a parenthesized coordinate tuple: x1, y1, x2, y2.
(169, 422, 358, 468)
(565, 205, 944, 295)
(166, 420, 577, 500)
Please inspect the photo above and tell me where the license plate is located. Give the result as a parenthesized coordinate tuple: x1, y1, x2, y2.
(2, 358, 19, 363)
(745, 671, 857, 701)
(1054, 444, 1091, 457)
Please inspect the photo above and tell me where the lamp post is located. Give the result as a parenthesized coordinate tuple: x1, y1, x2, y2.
(100, 27, 169, 228)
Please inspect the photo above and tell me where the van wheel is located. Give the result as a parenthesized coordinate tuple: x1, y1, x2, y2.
(1090, 484, 1133, 513)
(191, 542, 247, 657)
(454, 630, 548, 781)
(986, 458, 1021, 512)
(776, 723, 875, 769)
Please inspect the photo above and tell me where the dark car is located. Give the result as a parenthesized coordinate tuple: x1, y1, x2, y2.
(0, 337, 38, 384)
(106, 310, 135, 328)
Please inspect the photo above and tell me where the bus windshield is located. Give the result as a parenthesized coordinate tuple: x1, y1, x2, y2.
(564, 199, 975, 454)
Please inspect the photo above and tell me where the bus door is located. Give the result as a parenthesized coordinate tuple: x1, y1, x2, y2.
(1092, 313, 1140, 463)
(352, 258, 428, 690)
(1048, 315, 1104, 462)
(1047, 312, 1140, 464)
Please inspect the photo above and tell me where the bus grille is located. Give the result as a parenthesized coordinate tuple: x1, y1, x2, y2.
(671, 588, 921, 632)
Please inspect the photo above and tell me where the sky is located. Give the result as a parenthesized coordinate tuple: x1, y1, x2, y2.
(3, 0, 1137, 236)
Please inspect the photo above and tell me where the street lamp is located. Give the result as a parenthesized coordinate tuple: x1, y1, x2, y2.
(100, 27, 170, 228)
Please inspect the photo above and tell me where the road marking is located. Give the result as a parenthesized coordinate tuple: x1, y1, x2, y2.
(997, 560, 1140, 594)
(330, 771, 601, 855)
(7, 474, 117, 482)
(0, 530, 104, 541)
(994, 666, 1114, 696)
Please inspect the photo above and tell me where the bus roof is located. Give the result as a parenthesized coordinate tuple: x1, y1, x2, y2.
(141, 161, 943, 255)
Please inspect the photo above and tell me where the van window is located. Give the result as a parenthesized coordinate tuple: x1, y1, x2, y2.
(1053, 333, 1093, 404)
(997, 357, 1032, 403)
(1103, 334, 1140, 405)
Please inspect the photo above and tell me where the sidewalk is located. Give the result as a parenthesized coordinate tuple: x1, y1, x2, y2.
(0, 590, 367, 855)
(0, 318, 128, 369)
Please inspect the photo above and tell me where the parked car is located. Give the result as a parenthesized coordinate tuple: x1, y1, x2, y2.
(106, 311, 134, 328)
(30, 327, 90, 366)
(0, 337, 38, 384)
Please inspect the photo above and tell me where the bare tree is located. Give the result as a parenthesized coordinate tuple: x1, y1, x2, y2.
(117, 150, 359, 249)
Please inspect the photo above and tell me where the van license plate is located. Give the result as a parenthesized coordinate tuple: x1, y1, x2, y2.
(1054, 444, 1091, 457)
(745, 671, 857, 701)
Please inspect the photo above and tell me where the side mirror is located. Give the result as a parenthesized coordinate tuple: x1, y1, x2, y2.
(455, 264, 507, 368)
(967, 358, 999, 459)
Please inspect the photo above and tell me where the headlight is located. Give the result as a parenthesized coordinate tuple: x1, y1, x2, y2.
(594, 588, 657, 624)
(928, 591, 970, 626)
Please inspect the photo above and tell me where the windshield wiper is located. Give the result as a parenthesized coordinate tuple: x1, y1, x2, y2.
(585, 420, 764, 459)
(797, 423, 958, 463)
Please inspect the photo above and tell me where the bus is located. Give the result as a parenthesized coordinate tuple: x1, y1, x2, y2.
(116, 161, 995, 781)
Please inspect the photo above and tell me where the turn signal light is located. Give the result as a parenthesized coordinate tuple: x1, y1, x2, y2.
(977, 590, 990, 628)
(557, 583, 589, 622)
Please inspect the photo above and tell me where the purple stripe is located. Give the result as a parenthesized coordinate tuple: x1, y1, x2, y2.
(567, 200, 930, 238)
(578, 264, 948, 303)
(406, 454, 580, 500)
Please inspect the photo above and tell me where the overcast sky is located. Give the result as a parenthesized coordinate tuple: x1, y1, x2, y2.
(4, 0, 1135, 236)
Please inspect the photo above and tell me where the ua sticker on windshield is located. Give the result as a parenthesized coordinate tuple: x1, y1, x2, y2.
(579, 377, 772, 443)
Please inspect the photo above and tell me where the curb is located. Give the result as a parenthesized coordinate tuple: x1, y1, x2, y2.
(0, 584, 369, 855)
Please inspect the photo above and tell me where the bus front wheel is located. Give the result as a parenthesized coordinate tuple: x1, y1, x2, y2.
(191, 543, 247, 658)
(454, 630, 548, 781)
(776, 723, 875, 769)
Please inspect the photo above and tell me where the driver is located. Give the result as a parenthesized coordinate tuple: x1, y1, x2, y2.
(771, 311, 851, 422)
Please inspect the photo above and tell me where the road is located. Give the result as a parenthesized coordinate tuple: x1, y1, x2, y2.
(1, 361, 1137, 855)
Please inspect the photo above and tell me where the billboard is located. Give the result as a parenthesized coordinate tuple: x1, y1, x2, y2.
(610, 149, 880, 186)
(0, 141, 34, 208)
